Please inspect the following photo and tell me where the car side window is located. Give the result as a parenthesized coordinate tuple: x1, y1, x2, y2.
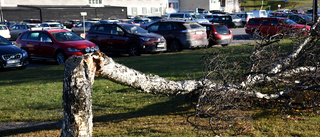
(261, 19, 270, 25)
(159, 23, 172, 31)
(147, 22, 160, 31)
(271, 19, 280, 25)
(21, 32, 30, 40)
(28, 32, 40, 41)
(40, 33, 52, 42)
(248, 19, 260, 25)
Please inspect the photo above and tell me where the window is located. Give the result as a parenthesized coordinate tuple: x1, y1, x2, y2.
(89, 0, 102, 4)
(147, 22, 160, 31)
(261, 19, 270, 25)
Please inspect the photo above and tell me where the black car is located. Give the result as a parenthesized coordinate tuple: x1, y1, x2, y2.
(0, 36, 29, 69)
(86, 23, 166, 56)
(278, 14, 313, 26)
(204, 14, 235, 28)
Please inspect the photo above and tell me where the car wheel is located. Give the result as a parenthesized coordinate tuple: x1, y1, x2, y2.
(169, 40, 182, 52)
(221, 44, 229, 47)
(129, 43, 141, 56)
(55, 51, 66, 65)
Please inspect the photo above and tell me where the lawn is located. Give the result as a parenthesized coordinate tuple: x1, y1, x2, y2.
(0, 41, 319, 136)
(241, 0, 313, 11)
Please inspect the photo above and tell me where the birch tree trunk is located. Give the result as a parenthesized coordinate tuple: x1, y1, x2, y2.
(61, 55, 96, 137)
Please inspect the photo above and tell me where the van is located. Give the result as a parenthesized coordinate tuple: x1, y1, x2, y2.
(246, 10, 268, 18)
(166, 13, 210, 23)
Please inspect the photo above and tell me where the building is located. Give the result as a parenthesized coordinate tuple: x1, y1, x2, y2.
(0, 0, 240, 22)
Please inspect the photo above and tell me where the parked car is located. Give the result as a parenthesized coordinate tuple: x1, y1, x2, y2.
(146, 20, 208, 51)
(291, 9, 305, 14)
(234, 12, 254, 25)
(200, 23, 233, 47)
(15, 29, 99, 64)
(166, 13, 210, 23)
(40, 22, 68, 30)
(204, 14, 235, 28)
(147, 16, 162, 22)
(0, 36, 29, 69)
(71, 21, 100, 37)
(0, 24, 11, 40)
(231, 14, 244, 27)
(276, 9, 291, 16)
(245, 17, 311, 37)
(86, 23, 166, 56)
(247, 10, 268, 18)
(132, 18, 153, 29)
(0, 21, 19, 29)
(10, 24, 43, 41)
(278, 14, 313, 26)
(23, 19, 42, 24)
(63, 20, 81, 29)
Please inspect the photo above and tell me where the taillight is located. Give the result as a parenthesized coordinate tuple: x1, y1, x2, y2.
(73, 24, 75, 27)
(245, 17, 248, 21)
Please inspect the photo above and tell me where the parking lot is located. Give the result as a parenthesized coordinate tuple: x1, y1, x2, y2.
(23, 27, 252, 69)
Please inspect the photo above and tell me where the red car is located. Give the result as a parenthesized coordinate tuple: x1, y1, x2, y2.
(200, 23, 233, 47)
(245, 17, 311, 36)
(15, 29, 99, 64)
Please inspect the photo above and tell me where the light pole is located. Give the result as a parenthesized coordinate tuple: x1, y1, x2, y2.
(80, 12, 87, 39)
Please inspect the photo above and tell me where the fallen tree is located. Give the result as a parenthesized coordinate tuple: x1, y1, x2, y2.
(61, 19, 320, 136)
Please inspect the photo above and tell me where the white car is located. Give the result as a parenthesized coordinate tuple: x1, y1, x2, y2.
(40, 22, 71, 31)
(0, 24, 11, 40)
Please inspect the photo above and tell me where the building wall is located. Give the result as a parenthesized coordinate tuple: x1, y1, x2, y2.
(1, 0, 167, 16)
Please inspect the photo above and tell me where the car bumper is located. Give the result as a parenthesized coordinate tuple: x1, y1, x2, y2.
(182, 39, 208, 49)
(0, 58, 29, 68)
(215, 39, 233, 45)
(143, 42, 167, 53)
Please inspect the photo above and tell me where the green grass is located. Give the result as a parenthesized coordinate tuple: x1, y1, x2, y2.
(241, 0, 313, 11)
(0, 41, 319, 136)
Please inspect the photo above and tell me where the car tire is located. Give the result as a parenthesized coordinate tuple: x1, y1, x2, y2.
(55, 51, 66, 65)
(221, 44, 229, 47)
(169, 40, 182, 52)
(129, 43, 141, 56)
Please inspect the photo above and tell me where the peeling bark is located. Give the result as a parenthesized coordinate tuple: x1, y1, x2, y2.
(61, 55, 96, 137)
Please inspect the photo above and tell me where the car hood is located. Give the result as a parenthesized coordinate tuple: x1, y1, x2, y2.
(0, 45, 22, 55)
(60, 40, 97, 48)
(136, 33, 162, 38)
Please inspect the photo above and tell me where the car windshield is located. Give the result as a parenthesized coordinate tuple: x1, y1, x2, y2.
(0, 36, 11, 45)
(51, 32, 83, 42)
(231, 15, 240, 19)
(191, 14, 205, 19)
(184, 23, 203, 29)
(120, 24, 148, 34)
(301, 15, 312, 22)
(214, 25, 230, 34)
(281, 18, 297, 25)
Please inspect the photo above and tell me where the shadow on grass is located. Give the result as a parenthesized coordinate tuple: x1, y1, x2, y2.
(0, 94, 195, 136)
(93, 94, 194, 123)
(0, 121, 62, 137)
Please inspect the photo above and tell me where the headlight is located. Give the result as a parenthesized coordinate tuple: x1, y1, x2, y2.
(21, 49, 28, 58)
(68, 47, 81, 52)
(140, 37, 150, 41)
(94, 46, 99, 51)
(85, 47, 97, 53)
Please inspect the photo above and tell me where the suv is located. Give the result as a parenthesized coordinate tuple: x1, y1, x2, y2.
(146, 20, 208, 51)
(234, 12, 254, 25)
(245, 17, 311, 36)
(86, 23, 166, 56)
(166, 13, 209, 23)
(15, 29, 99, 64)
(204, 14, 235, 28)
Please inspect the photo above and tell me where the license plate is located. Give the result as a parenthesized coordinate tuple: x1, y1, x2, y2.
(157, 43, 165, 48)
(7, 59, 20, 64)
(195, 31, 203, 35)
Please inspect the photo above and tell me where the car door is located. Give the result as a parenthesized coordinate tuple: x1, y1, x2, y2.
(89, 24, 112, 51)
(37, 32, 56, 58)
(149, 22, 173, 40)
(108, 24, 128, 51)
(271, 19, 283, 35)
(259, 18, 272, 35)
